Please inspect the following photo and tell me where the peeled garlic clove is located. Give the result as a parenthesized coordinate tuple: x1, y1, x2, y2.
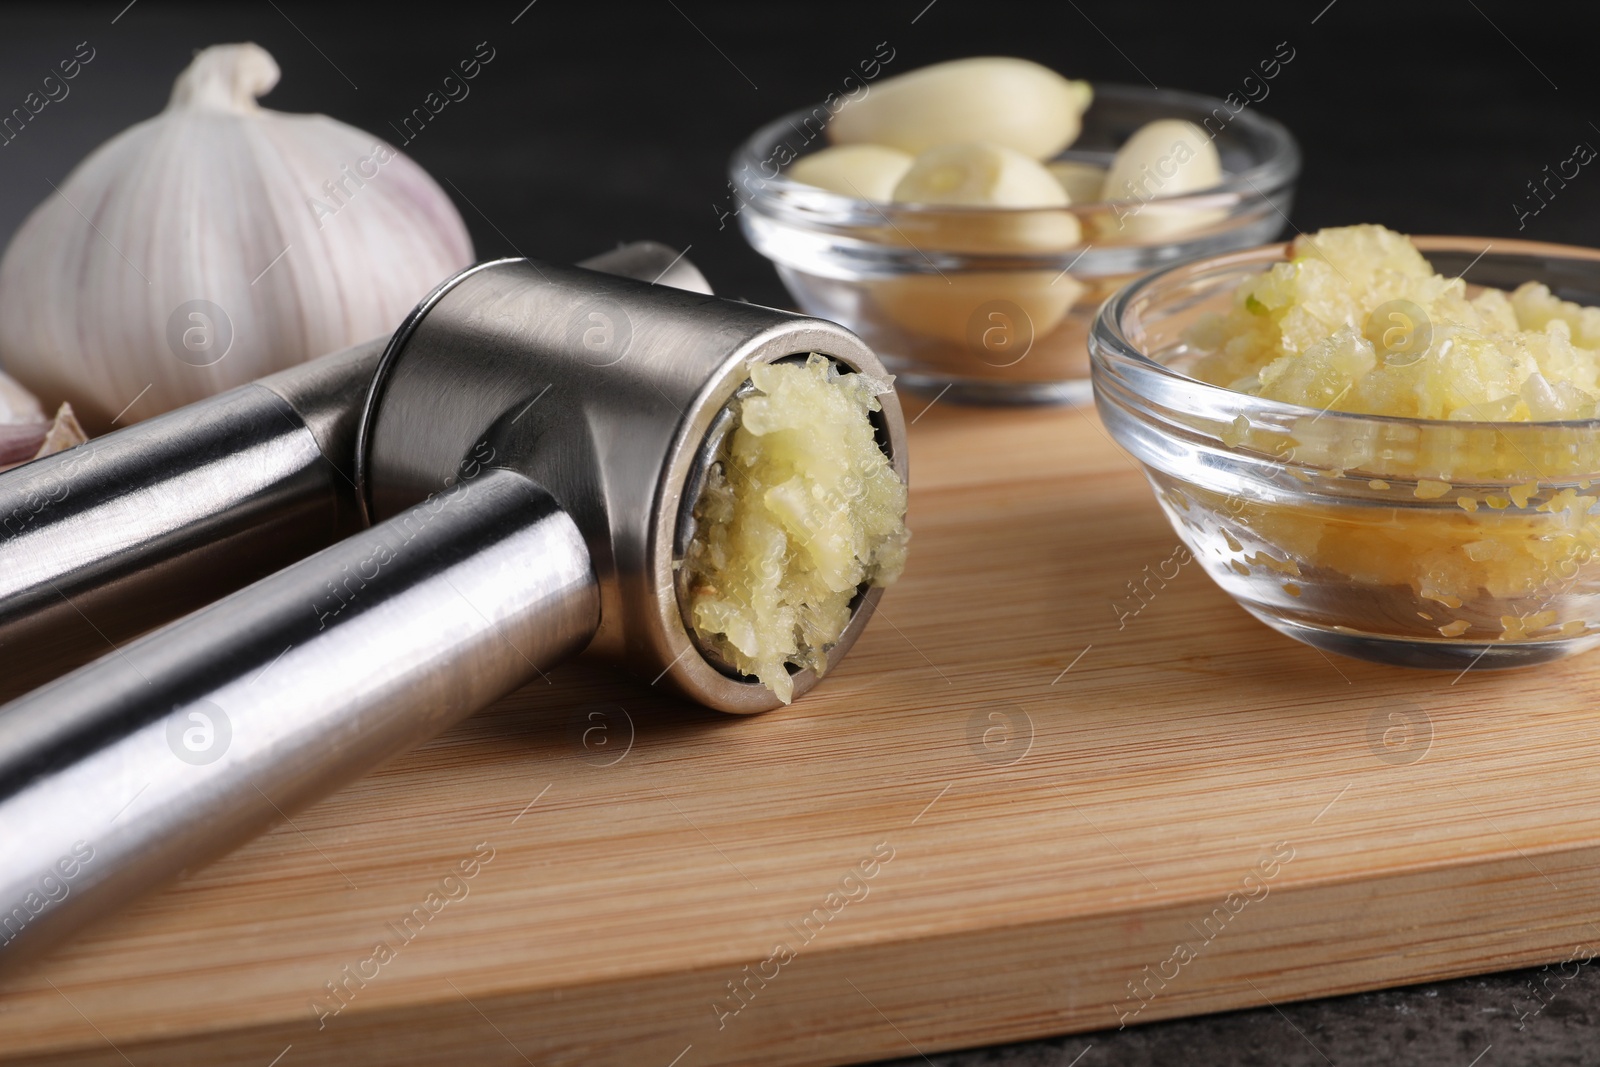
(788, 144, 914, 201)
(1100, 119, 1225, 240)
(870, 270, 1084, 353)
(0, 42, 473, 431)
(830, 57, 1092, 160)
(1104, 120, 1222, 199)
(887, 143, 1080, 254)
(1046, 161, 1107, 204)
(893, 142, 1069, 208)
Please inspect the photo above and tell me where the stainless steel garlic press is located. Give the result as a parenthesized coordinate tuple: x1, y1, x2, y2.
(0, 242, 907, 966)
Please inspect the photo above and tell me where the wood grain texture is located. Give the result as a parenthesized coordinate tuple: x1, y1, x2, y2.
(4, 400, 1599, 1067)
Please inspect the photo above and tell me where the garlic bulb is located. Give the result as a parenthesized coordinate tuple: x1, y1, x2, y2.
(0, 43, 473, 431)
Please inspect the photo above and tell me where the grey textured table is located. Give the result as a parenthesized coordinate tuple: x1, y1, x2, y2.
(4, 3, 1600, 1064)
(876, 963, 1600, 1065)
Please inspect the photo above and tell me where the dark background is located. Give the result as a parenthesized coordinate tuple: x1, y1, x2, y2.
(3, 0, 1599, 307)
(4, 2, 1599, 1064)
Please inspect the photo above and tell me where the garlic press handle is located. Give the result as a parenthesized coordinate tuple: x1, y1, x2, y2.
(0, 340, 382, 701)
(0, 467, 597, 967)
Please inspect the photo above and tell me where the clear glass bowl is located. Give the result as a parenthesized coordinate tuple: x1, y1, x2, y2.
(734, 83, 1300, 405)
(1091, 236, 1600, 670)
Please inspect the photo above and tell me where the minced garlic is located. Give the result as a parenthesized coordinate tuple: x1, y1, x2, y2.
(684, 355, 908, 702)
(1189, 224, 1600, 419)
(1180, 225, 1600, 643)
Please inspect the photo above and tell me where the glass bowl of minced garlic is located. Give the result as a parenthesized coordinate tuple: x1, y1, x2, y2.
(1092, 224, 1600, 669)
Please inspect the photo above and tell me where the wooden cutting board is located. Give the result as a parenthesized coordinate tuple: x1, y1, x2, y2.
(5, 398, 1599, 1067)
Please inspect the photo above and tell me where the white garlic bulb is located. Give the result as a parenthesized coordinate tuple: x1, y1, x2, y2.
(0, 43, 473, 430)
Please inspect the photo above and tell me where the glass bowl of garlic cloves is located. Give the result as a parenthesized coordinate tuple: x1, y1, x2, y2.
(733, 56, 1301, 405)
